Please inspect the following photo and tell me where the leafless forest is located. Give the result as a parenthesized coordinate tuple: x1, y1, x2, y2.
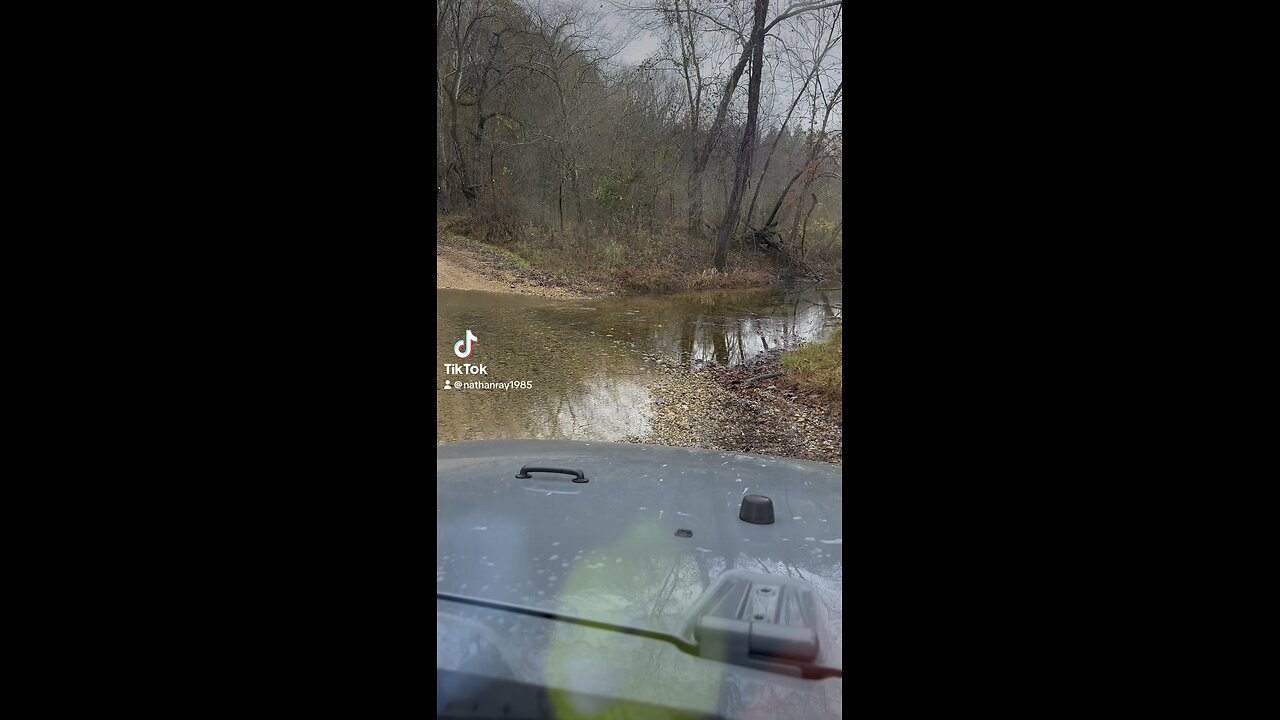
(438, 0, 842, 283)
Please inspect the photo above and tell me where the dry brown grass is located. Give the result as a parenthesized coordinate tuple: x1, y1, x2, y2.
(782, 326, 843, 401)
(437, 215, 832, 295)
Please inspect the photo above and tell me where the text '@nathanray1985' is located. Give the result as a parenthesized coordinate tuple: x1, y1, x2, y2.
(445, 380, 534, 391)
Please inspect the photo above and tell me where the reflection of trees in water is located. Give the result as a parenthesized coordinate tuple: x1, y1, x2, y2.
(437, 288, 841, 441)
(637, 290, 842, 367)
(527, 374, 652, 440)
(638, 555, 700, 629)
(723, 328, 743, 366)
(436, 309, 650, 441)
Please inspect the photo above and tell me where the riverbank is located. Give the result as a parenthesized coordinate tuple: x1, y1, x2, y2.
(436, 235, 844, 464)
(624, 344, 842, 465)
(438, 216, 836, 296)
(437, 235, 602, 299)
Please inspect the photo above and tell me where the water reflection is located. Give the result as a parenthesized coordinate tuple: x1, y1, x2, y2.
(436, 286, 841, 442)
(621, 287, 842, 368)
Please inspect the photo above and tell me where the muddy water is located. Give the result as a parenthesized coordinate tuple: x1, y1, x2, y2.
(436, 285, 841, 442)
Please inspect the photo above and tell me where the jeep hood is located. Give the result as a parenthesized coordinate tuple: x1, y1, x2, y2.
(436, 440, 843, 672)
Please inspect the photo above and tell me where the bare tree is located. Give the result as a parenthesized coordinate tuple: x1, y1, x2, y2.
(691, 0, 842, 239)
(754, 78, 840, 252)
(436, 0, 842, 281)
(713, 0, 767, 271)
(625, 0, 840, 238)
(784, 79, 841, 250)
(439, 0, 502, 206)
(745, 4, 840, 230)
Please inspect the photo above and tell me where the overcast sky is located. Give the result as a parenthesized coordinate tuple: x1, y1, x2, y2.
(616, 28, 660, 65)
(598, 1, 843, 131)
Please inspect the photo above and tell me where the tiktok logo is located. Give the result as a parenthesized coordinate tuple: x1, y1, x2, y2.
(454, 329, 479, 358)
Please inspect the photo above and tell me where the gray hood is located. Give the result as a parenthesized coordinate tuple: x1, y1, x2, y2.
(436, 440, 843, 670)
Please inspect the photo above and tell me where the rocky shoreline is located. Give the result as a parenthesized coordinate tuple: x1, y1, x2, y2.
(624, 349, 842, 465)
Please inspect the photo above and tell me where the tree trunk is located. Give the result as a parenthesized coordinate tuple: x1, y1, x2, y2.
(787, 195, 804, 250)
(713, 0, 768, 272)
(690, 36, 752, 239)
(450, 102, 474, 206)
(799, 193, 818, 261)
(745, 40, 834, 229)
(467, 28, 507, 209)
(572, 167, 583, 224)
(675, 0, 703, 237)
(687, 168, 704, 237)
(761, 81, 842, 244)
(785, 81, 843, 250)
(762, 167, 806, 234)
(438, 81, 450, 208)
(681, 0, 837, 239)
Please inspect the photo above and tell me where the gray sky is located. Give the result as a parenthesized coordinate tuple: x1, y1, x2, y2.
(616, 29, 660, 65)
(600, 1, 843, 132)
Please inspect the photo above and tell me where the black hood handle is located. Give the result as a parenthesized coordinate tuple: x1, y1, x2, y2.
(516, 466, 588, 483)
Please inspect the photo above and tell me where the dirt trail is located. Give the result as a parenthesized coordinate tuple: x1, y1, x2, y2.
(436, 243, 592, 299)
(436, 246, 511, 293)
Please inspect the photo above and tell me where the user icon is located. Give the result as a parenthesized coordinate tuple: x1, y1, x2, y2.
(444, 379, 452, 390)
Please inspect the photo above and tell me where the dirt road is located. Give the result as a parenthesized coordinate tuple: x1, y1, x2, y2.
(436, 246, 512, 293)
(436, 243, 591, 299)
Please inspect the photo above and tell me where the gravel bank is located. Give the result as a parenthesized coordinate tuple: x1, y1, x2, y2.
(625, 349, 842, 465)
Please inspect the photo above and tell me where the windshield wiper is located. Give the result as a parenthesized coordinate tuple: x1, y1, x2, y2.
(437, 581, 842, 680)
